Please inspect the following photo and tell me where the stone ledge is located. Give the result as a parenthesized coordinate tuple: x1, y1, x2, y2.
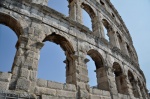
(0, 72, 12, 82)
(37, 79, 77, 91)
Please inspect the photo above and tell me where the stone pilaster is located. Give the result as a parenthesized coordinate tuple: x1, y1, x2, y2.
(122, 41, 129, 56)
(105, 66, 119, 99)
(92, 15, 104, 38)
(132, 81, 140, 98)
(15, 36, 44, 92)
(96, 67, 109, 91)
(9, 36, 28, 90)
(69, 0, 82, 23)
(108, 31, 120, 48)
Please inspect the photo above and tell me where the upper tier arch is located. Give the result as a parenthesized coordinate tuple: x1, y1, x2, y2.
(0, 13, 23, 38)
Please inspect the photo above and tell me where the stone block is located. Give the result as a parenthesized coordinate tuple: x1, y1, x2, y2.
(47, 81, 63, 90)
(66, 75, 72, 83)
(102, 90, 111, 96)
(0, 72, 12, 82)
(42, 95, 58, 99)
(78, 74, 89, 82)
(56, 90, 76, 98)
(0, 81, 9, 90)
(63, 83, 76, 92)
(37, 78, 47, 87)
(20, 68, 29, 79)
(35, 87, 56, 96)
(12, 66, 19, 76)
(77, 82, 86, 90)
(90, 94, 100, 99)
(92, 88, 103, 95)
(79, 90, 89, 98)
(29, 70, 37, 81)
(16, 78, 31, 91)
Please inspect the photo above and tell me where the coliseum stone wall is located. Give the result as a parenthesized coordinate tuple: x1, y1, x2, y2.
(0, 0, 149, 99)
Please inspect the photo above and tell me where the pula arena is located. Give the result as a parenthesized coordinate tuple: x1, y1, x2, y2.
(0, 0, 149, 99)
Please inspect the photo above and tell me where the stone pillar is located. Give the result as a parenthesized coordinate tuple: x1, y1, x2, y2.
(76, 51, 90, 99)
(15, 36, 44, 92)
(115, 76, 122, 93)
(125, 76, 135, 99)
(135, 82, 143, 99)
(65, 51, 78, 85)
(131, 81, 141, 98)
(108, 31, 120, 48)
(9, 36, 28, 90)
(92, 14, 104, 38)
(96, 67, 109, 91)
(140, 87, 149, 99)
(105, 66, 119, 99)
(119, 75, 129, 95)
(99, 18, 105, 38)
(121, 41, 129, 56)
(69, 0, 82, 23)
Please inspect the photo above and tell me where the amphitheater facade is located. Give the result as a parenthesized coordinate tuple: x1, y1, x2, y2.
(0, 0, 149, 99)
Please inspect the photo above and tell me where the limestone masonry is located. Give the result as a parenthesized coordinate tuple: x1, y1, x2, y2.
(0, 0, 149, 99)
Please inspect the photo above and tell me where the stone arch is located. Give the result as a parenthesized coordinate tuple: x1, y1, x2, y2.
(81, 3, 96, 19)
(87, 49, 104, 69)
(86, 49, 109, 90)
(0, 13, 23, 38)
(41, 33, 76, 84)
(81, 3, 97, 31)
(0, 13, 24, 90)
(128, 70, 140, 98)
(0, 13, 23, 70)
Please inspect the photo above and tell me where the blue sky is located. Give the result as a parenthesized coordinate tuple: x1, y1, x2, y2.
(0, 0, 149, 90)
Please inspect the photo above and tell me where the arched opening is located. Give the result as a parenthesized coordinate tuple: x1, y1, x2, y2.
(86, 55, 97, 87)
(128, 70, 140, 98)
(81, 3, 96, 32)
(0, 13, 23, 90)
(38, 41, 66, 83)
(0, 13, 22, 74)
(38, 33, 75, 84)
(83, 9, 92, 31)
(48, 0, 69, 16)
(0, 13, 22, 38)
(102, 19, 111, 41)
(0, 24, 17, 72)
(112, 62, 128, 94)
(87, 49, 109, 90)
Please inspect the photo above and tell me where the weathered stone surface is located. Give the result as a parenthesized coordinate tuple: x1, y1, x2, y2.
(47, 81, 63, 90)
(16, 78, 31, 91)
(0, 81, 9, 90)
(0, 0, 149, 99)
(0, 72, 12, 82)
(35, 87, 56, 95)
(56, 90, 76, 98)
(37, 78, 47, 87)
(20, 68, 29, 79)
(63, 83, 76, 92)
